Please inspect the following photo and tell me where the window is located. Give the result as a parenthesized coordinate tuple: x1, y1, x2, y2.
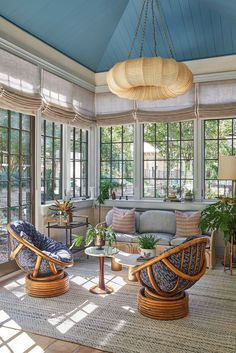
(143, 121, 194, 198)
(0, 109, 34, 264)
(41, 120, 63, 203)
(100, 125, 134, 196)
(204, 118, 236, 199)
(70, 127, 88, 198)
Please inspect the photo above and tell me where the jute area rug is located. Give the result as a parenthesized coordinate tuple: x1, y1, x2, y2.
(0, 257, 235, 353)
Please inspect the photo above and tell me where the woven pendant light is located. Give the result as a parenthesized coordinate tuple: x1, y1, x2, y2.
(107, 0, 193, 101)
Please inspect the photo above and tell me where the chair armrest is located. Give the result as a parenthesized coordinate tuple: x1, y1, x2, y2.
(132, 236, 209, 275)
(7, 224, 73, 268)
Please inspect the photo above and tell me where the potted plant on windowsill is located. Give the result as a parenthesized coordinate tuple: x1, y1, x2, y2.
(137, 235, 159, 259)
(96, 180, 120, 222)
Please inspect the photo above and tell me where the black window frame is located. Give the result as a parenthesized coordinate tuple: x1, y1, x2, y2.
(100, 125, 134, 197)
(204, 118, 236, 199)
(143, 121, 194, 198)
(0, 108, 34, 268)
(41, 119, 63, 204)
(70, 127, 88, 198)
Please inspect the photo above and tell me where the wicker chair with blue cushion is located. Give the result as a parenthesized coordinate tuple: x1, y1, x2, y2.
(132, 236, 209, 320)
(7, 221, 73, 297)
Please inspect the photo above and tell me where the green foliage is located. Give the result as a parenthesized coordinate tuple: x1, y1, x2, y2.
(138, 235, 159, 249)
(199, 199, 236, 243)
(69, 235, 84, 250)
(85, 224, 116, 247)
(97, 180, 119, 205)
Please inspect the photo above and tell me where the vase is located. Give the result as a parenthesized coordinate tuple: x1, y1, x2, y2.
(95, 235, 105, 250)
(67, 211, 73, 223)
(140, 248, 156, 259)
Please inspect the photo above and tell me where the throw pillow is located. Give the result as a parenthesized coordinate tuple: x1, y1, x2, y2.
(175, 211, 201, 237)
(112, 207, 136, 234)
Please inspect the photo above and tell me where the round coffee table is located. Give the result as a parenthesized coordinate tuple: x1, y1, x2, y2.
(113, 252, 141, 281)
(85, 246, 119, 294)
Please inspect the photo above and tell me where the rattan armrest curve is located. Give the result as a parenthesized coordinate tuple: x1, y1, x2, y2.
(7, 224, 73, 268)
(132, 237, 209, 274)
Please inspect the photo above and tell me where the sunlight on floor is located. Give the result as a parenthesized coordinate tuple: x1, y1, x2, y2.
(99, 319, 126, 346)
(48, 302, 99, 334)
(0, 312, 44, 353)
(4, 278, 26, 299)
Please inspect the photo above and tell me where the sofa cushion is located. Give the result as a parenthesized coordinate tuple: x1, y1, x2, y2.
(106, 208, 140, 232)
(115, 232, 139, 243)
(170, 237, 187, 246)
(139, 210, 176, 235)
(115, 232, 173, 245)
(175, 211, 201, 237)
(112, 208, 136, 233)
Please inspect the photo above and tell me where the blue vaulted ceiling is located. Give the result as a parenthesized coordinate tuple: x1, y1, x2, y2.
(1, 0, 236, 73)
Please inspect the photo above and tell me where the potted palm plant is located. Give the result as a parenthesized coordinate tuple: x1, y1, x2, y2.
(199, 198, 236, 244)
(137, 235, 159, 258)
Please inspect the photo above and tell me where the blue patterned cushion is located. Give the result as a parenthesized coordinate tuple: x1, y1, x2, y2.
(10, 221, 72, 276)
(140, 236, 206, 294)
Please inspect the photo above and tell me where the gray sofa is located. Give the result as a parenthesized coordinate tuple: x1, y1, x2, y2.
(103, 209, 215, 268)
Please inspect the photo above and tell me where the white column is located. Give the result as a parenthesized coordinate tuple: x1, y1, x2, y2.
(62, 124, 71, 198)
(134, 122, 142, 200)
(88, 125, 97, 198)
(34, 112, 42, 228)
(194, 118, 203, 201)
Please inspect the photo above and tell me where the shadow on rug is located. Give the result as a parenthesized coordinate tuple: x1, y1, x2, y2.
(0, 258, 235, 353)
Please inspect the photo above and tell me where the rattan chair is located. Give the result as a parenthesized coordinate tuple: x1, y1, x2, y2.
(132, 236, 209, 320)
(7, 221, 73, 298)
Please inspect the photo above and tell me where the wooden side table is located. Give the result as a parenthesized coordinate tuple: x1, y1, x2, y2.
(224, 235, 236, 275)
(85, 246, 119, 294)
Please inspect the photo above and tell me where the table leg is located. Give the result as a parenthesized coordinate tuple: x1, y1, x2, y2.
(111, 257, 122, 271)
(128, 266, 138, 282)
(90, 256, 113, 295)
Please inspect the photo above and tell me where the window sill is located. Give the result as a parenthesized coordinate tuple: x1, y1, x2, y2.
(99, 198, 214, 211)
(41, 199, 94, 216)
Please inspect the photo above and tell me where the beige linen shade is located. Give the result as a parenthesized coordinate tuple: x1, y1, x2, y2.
(218, 155, 236, 197)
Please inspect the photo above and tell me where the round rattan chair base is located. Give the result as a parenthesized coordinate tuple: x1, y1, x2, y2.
(25, 272, 69, 298)
(138, 288, 189, 320)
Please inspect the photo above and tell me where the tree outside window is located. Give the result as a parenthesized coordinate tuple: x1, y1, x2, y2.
(100, 125, 134, 197)
(143, 121, 194, 198)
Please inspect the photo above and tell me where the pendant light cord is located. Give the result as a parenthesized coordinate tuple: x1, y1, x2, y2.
(128, 0, 176, 59)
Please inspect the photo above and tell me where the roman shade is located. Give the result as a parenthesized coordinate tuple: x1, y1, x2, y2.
(198, 80, 236, 119)
(0, 49, 42, 114)
(95, 92, 135, 126)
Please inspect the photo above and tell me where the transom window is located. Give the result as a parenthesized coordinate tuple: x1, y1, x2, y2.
(70, 127, 88, 198)
(100, 125, 134, 196)
(143, 121, 194, 198)
(0, 109, 34, 264)
(204, 118, 236, 199)
(41, 120, 63, 203)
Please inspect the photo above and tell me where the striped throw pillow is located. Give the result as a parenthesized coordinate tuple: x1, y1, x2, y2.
(175, 211, 201, 237)
(112, 208, 136, 234)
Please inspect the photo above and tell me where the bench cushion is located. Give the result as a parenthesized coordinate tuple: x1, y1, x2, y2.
(139, 210, 176, 235)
